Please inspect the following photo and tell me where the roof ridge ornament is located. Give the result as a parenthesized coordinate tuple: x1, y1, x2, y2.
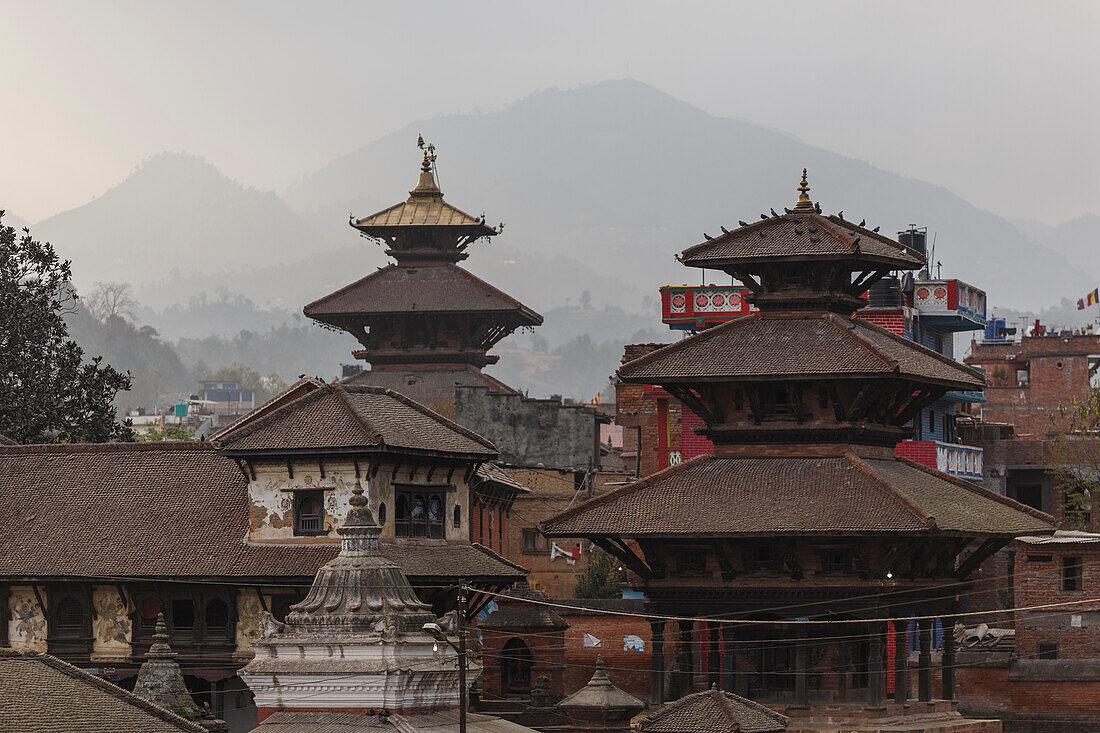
(411, 135, 441, 199)
(794, 168, 814, 211)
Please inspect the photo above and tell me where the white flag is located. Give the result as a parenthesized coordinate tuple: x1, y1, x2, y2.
(583, 633, 602, 648)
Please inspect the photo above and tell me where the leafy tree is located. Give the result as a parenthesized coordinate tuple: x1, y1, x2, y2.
(134, 423, 196, 442)
(1047, 386, 1100, 529)
(573, 546, 626, 599)
(0, 212, 133, 442)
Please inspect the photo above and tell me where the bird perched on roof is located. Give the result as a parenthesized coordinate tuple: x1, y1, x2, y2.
(838, 210, 844, 218)
(814, 202, 822, 213)
(760, 213, 768, 220)
(852, 236, 862, 245)
(872, 226, 880, 232)
(758, 230, 766, 238)
(704, 233, 713, 240)
(720, 226, 729, 234)
(784, 207, 793, 214)
(739, 220, 749, 227)
(770, 208, 779, 217)
(859, 218, 866, 227)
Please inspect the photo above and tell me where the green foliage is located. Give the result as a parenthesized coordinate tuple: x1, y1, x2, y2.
(133, 423, 196, 442)
(0, 212, 133, 443)
(1047, 386, 1100, 529)
(573, 547, 626, 599)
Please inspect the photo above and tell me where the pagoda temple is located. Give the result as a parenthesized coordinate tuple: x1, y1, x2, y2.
(304, 141, 542, 409)
(542, 173, 1054, 729)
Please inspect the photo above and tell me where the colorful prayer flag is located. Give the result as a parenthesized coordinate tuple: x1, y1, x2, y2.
(1088, 288, 1099, 306)
(1078, 298, 1087, 310)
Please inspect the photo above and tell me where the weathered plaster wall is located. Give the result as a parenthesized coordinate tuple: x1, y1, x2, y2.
(91, 585, 131, 659)
(8, 586, 46, 651)
(246, 457, 473, 544)
(455, 386, 598, 469)
(235, 591, 264, 657)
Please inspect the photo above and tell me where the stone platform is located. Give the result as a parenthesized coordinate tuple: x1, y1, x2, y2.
(779, 701, 1001, 733)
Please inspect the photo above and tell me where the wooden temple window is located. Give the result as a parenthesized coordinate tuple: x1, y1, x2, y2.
(395, 490, 445, 538)
(761, 387, 799, 421)
(454, 505, 462, 528)
(817, 548, 853, 575)
(1062, 556, 1084, 591)
(53, 597, 85, 638)
(293, 490, 325, 536)
(205, 598, 230, 635)
(743, 544, 775, 574)
(172, 598, 196, 635)
(522, 528, 548, 554)
(1038, 642, 1059, 660)
(675, 551, 708, 576)
(378, 502, 387, 526)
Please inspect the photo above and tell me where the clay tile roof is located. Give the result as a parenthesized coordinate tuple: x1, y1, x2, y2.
(0, 648, 207, 732)
(213, 383, 498, 458)
(541, 454, 1053, 539)
(638, 687, 788, 733)
(475, 463, 533, 495)
(617, 313, 984, 390)
(351, 167, 497, 234)
(0, 442, 524, 582)
(304, 264, 542, 324)
(680, 213, 924, 271)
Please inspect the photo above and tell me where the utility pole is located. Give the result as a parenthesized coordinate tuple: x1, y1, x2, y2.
(457, 583, 468, 733)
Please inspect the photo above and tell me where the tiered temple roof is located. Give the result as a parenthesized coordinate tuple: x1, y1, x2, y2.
(304, 142, 542, 371)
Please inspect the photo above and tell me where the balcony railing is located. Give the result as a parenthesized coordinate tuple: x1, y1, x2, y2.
(660, 285, 755, 330)
(912, 279, 987, 329)
(895, 440, 984, 480)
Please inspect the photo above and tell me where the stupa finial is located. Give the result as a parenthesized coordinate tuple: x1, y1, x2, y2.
(795, 168, 814, 210)
(411, 136, 441, 198)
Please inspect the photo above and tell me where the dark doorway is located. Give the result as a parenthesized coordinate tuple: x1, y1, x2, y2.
(501, 638, 534, 696)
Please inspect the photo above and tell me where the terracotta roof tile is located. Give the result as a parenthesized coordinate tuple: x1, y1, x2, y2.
(680, 213, 924, 270)
(0, 443, 524, 582)
(0, 648, 207, 732)
(617, 313, 983, 389)
(638, 687, 788, 733)
(541, 454, 1053, 538)
(213, 384, 498, 458)
(304, 265, 542, 323)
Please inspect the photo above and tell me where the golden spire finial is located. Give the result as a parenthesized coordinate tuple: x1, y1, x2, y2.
(795, 168, 814, 210)
(410, 136, 441, 198)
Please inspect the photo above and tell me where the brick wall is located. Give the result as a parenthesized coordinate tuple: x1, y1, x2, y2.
(617, 344, 683, 478)
(1014, 540, 1100, 660)
(560, 610, 652, 701)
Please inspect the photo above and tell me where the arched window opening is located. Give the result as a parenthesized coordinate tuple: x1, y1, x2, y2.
(55, 597, 84, 636)
(395, 491, 445, 538)
(453, 504, 461, 529)
(205, 598, 229, 631)
(501, 638, 534, 695)
(378, 502, 387, 525)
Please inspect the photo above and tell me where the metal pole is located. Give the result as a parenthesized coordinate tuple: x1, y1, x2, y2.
(458, 584, 468, 733)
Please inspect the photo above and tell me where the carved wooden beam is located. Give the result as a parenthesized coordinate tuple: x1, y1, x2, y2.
(593, 538, 653, 579)
(954, 538, 1009, 579)
(827, 381, 846, 422)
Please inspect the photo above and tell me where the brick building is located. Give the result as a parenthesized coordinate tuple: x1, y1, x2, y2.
(966, 328, 1100, 439)
(949, 531, 1100, 731)
(544, 173, 1051, 731)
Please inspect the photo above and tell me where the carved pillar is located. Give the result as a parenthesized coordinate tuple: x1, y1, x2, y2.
(676, 619, 693, 697)
(649, 619, 665, 705)
(942, 616, 956, 701)
(894, 619, 908, 704)
(868, 621, 884, 706)
(918, 618, 932, 702)
(795, 627, 809, 706)
(707, 622, 721, 689)
(721, 625, 735, 693)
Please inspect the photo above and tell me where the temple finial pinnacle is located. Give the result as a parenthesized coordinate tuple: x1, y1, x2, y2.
(795, 168, 814, 210)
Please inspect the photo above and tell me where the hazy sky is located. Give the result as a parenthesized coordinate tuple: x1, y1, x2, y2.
(2, 1, 1098, 225)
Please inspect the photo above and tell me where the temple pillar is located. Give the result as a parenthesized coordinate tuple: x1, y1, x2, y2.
(795, 627, 809, 706)
(868, 621, 884, 706)
(837, 641, 848, 703)
(707, 622, 721, 689)
(649, 619, 665, 705)
(942, 616, 956, 700)
(676, 619, 693, 697)
(894, 620, 908, 704)
(720, 625, 735, 693)
(918, 618, 932, 702)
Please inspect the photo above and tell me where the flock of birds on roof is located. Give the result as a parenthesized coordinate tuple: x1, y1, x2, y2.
(702, 207, 882, 246)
